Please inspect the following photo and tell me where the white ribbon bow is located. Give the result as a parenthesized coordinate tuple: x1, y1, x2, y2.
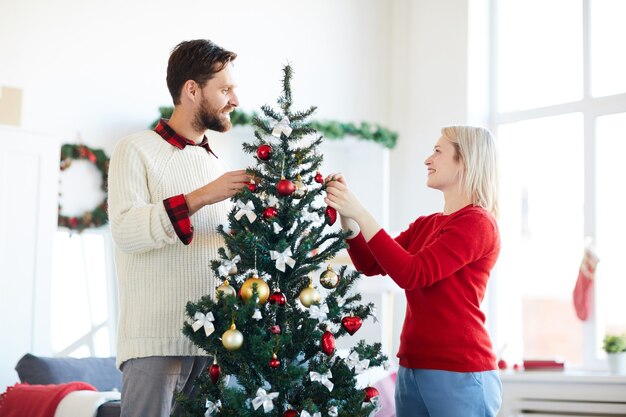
(273, 223, 283, 234)
(362, 397, 382, 417)
(310, 370, 334, 391)
(301, 211, 324, 227)
(251, 388, 279, 413)
(309, 304, 329, 322)
(266, 195, 280, 207)
(191, 312, 215, 336)
(218, 255, 241, 277)
(252, 309, 262, 320)
(235, 200, 257, 223)
(205, 399, 221, 417)
(301, 411, 322, 417)
(345, 351, 370, 374)
(328, 406, 338, 417)
(270, 248, 296, 272)
(272, 117, 293, 138)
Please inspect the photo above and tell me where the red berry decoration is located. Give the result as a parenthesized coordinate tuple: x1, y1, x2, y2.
(277, 178, 295, 196)
(325, 206, 337, 225)
(263, 207, 278, 219)
(269, 353, 281, 369)
(284, 411, 298, 417)
(341, 315, 363, 335)
(257, 144, 272, 160)
(497, 359, 508, 370)
(269, 289, 286, 306)
(269, 325, 281, 334)
(247, 182, 257, 193)
(314, 171, 324, 184)
(209, 358, 221, 384)
(364, 386, 379, 402)
(321, 330, 336, 356)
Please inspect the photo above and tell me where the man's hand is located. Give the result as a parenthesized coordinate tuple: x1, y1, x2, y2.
(186, 170, 250, 215)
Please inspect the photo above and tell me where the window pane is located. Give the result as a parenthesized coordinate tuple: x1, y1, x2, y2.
(591, 0, 626, 97)
(497, 114, 584, 366)
(596, 113, 626, 338)
(497, 0, 583, 112)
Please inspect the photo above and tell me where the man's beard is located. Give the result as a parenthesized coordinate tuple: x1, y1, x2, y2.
(192, 96, 233, 133)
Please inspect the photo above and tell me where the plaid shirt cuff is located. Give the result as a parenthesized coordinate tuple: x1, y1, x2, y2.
(163, 194, 193, 245)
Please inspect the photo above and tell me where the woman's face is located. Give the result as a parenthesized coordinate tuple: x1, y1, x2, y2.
(424, 136, 463, 192)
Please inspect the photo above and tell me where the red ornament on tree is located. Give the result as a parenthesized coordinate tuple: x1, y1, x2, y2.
(321, 330, 336, 356)
(341, 315, 363, 335)
(364, 386, 380, 402)
(269, 325, 281, 334)
(263, 207, 278, 219)
(277, 178, 295, 196)
(257, 144, 272, 160)
(209, 357, 221, 384)
(269, 353, 281, 369)
(269, 289, 286, 306)
(325, 206, 337, 225)
(284, 410, 298, 417)
(247, 182, 257, 193)
(314, 171, 324, 184)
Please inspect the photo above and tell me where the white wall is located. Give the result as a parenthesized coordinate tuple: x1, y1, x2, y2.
(0, 0, 473, 382)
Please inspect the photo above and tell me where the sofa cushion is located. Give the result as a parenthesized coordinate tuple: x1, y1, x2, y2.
(15, 354, 122, 392)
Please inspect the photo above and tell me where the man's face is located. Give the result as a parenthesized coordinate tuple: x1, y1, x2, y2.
(193, 63, 239, 133)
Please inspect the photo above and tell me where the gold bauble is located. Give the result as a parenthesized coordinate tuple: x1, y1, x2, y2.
(293, 176, 308, 199)
(319, 264, 340, 289)
(299, 281, 321, 307)
(222, 323, 243, 351)
(240, 275, 270, 304)
(216, 280, 236, 298)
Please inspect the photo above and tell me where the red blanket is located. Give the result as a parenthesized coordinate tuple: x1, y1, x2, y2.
(0, 382, 96, 417)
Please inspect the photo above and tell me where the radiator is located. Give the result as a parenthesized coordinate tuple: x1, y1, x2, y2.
(512, 398, 626, 416)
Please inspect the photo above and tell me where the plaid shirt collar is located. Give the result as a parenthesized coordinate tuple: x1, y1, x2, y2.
(154, 118, 218, 158)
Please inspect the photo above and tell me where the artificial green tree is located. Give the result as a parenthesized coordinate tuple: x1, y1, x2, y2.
(181, 65, 387, 417)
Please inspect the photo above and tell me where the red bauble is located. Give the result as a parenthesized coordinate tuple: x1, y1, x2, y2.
(209, 361, 221, 384)
(497, 359, 508, 370)
(325, 206, 337, 225)
(269, 325, 281, 334)
(269, 290, 286, 306)
(277, 178, 295, 196)
(321, 331, 336, 356)
(341, 315, 363, 335)
(364, 386, 380, 402)
(269, 353, 281, 368)
(257, 144, 272, 160)
(314, 171, 324, 184)
(263, 207, 278, 219)
(248, 182, 257, 193)
(284, 411, 298, 417)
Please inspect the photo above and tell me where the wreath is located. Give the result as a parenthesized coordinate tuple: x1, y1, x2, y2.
(58, 143, 110, 232)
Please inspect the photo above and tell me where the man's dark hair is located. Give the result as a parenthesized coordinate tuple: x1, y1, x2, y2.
(166, 39, 237, 105)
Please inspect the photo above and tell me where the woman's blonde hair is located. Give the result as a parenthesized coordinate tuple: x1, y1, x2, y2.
(441, 126, 499, 218)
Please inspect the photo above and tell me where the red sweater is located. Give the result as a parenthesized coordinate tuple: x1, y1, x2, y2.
(347, 204, 500, 372)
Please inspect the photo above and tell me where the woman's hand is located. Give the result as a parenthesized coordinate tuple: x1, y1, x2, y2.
(324, 173, 366, 221)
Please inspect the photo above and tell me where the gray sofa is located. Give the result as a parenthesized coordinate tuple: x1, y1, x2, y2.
(15, 353, 121, 417)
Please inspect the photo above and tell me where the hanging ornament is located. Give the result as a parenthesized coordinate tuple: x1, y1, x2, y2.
(248, 180, 258, 193)
(252, 308, 263, 320)
(325, 206, 337, 225)
(240, 272, 270, 304)
(310, 370, 334, 392)
(314, 171, 324, 184)
(269, 288, 286, 306)
(271, 117, 293, 138)
(341, 314, 363, 336)
(364, 386, 380, 402)
(319, 264, 340, 289)
(209, 356, 221, 384)
(216, 280, 237, 298)
(283, 410, 298, 417)
(269, 325, 281, 334)
(222, 323, 243, 351)
(299, 280, 321, 307)
(321, 330, 336, 356)
(252, 387, 279, 413)
(191, 311, 215, 336)
(235, 200, 257, 223)
(269, 353, 280, 369)
(270, 247, 296, 272)
(293, 174, 308, 199)
(257, 144, 272, 160)
(277, 178, 295, 196)
(218, 255, 240, 277)
(263, 206, 278, 219)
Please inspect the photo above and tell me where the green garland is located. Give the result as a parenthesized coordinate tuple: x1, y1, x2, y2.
(58, 144, 110, 232)
(151, 106, 398, 149)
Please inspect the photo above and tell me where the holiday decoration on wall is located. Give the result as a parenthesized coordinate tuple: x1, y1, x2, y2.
(180, 66, 386, 416)
(58, 143, 110, 232)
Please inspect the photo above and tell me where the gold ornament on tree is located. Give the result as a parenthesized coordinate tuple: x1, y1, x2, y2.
(240, 272, 270, 304)
(319, 264, 340, 289)
(216, 280, 237, 298)
(299, 279, 321, 307)
(222, 322, 243, 351)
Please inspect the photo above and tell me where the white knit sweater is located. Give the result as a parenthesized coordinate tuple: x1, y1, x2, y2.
(108, 129, 231, 369)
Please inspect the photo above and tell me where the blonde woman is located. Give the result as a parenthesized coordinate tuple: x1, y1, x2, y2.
(325, 126, 501, 417)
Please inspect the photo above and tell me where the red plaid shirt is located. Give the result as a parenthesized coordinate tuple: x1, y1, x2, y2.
(155, 119, 217, 245)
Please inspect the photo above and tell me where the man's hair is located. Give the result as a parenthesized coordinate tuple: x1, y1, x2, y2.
(166, 39, 237, 105)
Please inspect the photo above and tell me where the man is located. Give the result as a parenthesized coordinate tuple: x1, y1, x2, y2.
(108, 39, 249, 417)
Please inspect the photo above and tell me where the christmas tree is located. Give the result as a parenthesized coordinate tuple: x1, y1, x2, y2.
(181, 65, 387, 417)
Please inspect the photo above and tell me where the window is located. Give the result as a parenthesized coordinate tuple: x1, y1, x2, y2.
(489, 0, 626, 369)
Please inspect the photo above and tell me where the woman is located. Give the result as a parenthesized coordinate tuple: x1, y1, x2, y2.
(325, 126, 502, 417)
